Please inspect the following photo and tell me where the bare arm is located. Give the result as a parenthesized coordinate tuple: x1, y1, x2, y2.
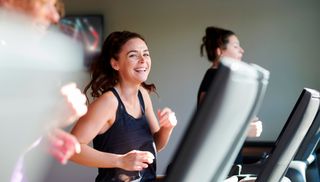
(46, 83, 86, 164)
(198, 91, 206, 106)
(70, 92, 154, 171)
(47, 128, 81, 165)
(247, 117, 263, 138)
(141, 88, 177, 152)
(153, 107, 177, 151)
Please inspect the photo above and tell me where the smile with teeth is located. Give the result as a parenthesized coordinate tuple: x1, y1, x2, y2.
(134, 68, 148, 72)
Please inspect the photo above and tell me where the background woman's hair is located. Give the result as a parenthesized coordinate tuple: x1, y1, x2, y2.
(200, 26, 235, 62)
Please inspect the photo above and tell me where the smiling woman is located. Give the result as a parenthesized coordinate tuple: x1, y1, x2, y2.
(111, 38, 151, 85)
(70, 31, 177, 182)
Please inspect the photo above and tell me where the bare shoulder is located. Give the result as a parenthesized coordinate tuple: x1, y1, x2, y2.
(71, 90, 119, 138)
(79, 90, 119, 131)
(139, 86, 150, 98)
(139, 86, 153, 111)
(89, 90, 118, 112)
(100, 90, 118, 103)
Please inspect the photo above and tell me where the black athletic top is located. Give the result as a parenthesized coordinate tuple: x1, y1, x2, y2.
(197, 68, 217, 106)
(93, 88, 156, 182)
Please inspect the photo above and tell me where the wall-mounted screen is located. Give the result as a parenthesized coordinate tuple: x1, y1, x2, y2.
(59, 15, 104, 68)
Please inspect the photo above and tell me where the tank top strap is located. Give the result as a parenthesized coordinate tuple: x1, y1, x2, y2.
(110, 88, 145, 114)
(109, 87, 125, 109)
(137, 90, 145, 114)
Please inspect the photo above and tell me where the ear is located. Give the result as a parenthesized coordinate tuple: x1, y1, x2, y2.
(216, 47, 222, 56)
(111, 58, 119, 71)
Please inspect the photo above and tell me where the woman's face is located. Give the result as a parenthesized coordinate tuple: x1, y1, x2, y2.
(220, 35, 244, 61)
(3, 0, 59, 31)
(32, 0, 60, 30)
(112, 38, 151, 85)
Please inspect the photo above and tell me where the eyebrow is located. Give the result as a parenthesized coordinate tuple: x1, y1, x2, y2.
(126, 49, 149, 56)
(230, 41, 240, 45)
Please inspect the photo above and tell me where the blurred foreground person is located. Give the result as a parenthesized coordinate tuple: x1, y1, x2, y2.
(0, 0, 87, 181)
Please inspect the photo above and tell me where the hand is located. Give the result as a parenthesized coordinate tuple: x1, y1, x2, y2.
(224, 176, 238, 182)
(46, 128, 81, 165)
(119, 150, 155, 171)
(58, 82, 87, 127)
(157, 107, 177, 129)
(247, 117, 263, 138)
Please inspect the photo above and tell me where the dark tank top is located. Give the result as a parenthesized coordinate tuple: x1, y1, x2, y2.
(93, 88, 156, 182)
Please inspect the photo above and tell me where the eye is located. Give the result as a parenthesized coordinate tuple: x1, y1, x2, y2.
(129, 54, 138, 58)
(233, 43, 240, 49)
(143, 53, 150, 57)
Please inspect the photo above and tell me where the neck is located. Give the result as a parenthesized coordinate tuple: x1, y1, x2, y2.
(115, 83, 140, 101)
(211, 60, 219, 69)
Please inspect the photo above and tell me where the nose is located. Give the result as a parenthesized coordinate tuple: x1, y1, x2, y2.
(48, 4, 60, 24)
(138, 54, 146, 63)
(240, 47, 244, 54)
(50, 9, 60, 24)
